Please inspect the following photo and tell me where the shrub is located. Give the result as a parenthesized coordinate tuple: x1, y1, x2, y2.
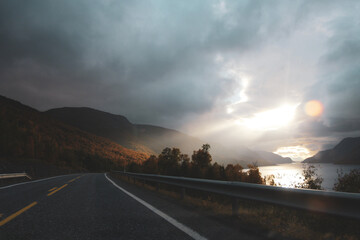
(333, 169, 360, 193)
(300, 164, 323, 190)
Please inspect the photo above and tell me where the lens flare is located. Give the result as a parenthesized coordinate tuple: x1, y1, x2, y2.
(304, 100, 323, 117)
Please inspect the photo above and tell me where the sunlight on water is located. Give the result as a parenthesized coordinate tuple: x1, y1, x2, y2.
(259, 163, 304, 188)
(258, 162, 360, 190)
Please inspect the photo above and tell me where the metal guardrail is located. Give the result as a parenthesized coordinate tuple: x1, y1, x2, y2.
(0, 173, 32, 180)
(112, 171, 360, 220)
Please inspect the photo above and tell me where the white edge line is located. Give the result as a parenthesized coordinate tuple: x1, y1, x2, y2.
(0, 174, 79, 190)
(104, 173, 207, 240)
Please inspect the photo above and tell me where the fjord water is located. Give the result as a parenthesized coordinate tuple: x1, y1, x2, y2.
(258, 162, 360, 190)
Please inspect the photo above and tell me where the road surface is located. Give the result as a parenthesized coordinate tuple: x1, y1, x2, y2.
(0, 173, 263, 240)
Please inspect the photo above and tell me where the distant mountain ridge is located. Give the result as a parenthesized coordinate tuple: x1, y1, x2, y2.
(303, 137, 360, 164)
(256, 151, 293, 165)
(46, 106, 292, 166)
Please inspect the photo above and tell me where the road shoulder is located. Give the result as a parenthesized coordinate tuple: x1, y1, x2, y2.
(107, 173, 266, 240)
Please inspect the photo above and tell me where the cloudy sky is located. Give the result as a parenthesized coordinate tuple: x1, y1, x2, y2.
(1, 0, 359, 160)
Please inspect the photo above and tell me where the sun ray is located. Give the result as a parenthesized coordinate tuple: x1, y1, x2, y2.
(236, 104, 299, 131)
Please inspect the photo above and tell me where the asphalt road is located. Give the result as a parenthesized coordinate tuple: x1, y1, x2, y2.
(0, 173, 263, 240)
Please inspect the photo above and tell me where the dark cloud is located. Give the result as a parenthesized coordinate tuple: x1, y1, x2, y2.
(0, 0, 359, 155)
(302, 8, 360, 140)
(0, 1, 261, 124)
(0, 0, 297, 128)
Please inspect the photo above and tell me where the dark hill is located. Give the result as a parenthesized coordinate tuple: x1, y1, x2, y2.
(134, 124, 204, 154)
(46, 107, 154, 154)
(256, 151, 293, 164)
(46, 107, 132, 130)
(46, 107, 205, 156)
(0, 95, 149, 172)
(303, 137, 360, 164)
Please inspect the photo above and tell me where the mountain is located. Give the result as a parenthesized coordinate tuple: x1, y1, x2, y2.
(210, 143, 272, 166)
(256, 151, 293, 164)
(0, 96, 149, 172)
(303, 137, 360, 164)
(0, 95, 291, 170)
(46, 107, 210, 155)
(46, 107, 290, 166)
(46, 107, 155, 155)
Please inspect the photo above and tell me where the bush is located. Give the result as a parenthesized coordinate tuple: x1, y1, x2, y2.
(300, 164, 323, 190)
(244, 164, 265, 184)
(333, 169, 360, 193)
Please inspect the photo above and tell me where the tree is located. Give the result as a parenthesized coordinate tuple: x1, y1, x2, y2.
(333, 169, 360, 193)
(300, 164, 323, 190)
(202, 143, 210, 152)
(192, 144, 212, 168)
(157, 147, 181, 175)
(225, 164, 243, 181)
(142, 155, 158, 174)
(191, 144, 212, 178)
(128, 161, 142, 173)
(207, 162, 225, 180)
(244, 164, 264, 184)
(180, 154, 191, 176)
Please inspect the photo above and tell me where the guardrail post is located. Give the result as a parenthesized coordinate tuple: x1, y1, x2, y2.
(232, 198, 239, 216)
(133, 177, 136, 184)
(181, 187, 186, 200)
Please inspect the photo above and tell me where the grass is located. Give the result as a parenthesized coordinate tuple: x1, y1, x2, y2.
(111, 174, 360, 240)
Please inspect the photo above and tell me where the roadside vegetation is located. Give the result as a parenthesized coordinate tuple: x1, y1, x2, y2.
(115, 148, 360, 239)
(126, 144, 265, 184)
(297, 164, 360, 193)
(299, 164, 323, 190)
(113, 172, 360, 240)
(333, 169, 360, 193)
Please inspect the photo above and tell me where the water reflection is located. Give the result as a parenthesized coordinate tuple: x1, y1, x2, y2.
(257, 162, 360, 190)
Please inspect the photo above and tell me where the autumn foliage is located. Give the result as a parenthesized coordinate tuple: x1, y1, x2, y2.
(0, 96, 148, 171)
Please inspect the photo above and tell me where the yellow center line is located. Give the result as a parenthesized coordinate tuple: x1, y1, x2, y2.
(47, 184, 68, 197)
(48, 187, 57, 192)
(67, 175, 83, 183)
(0, 202, 37, 227)
(67, 178, 76, 183)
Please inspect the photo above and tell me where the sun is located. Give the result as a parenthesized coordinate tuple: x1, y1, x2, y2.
(236, 104, 299, 131)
